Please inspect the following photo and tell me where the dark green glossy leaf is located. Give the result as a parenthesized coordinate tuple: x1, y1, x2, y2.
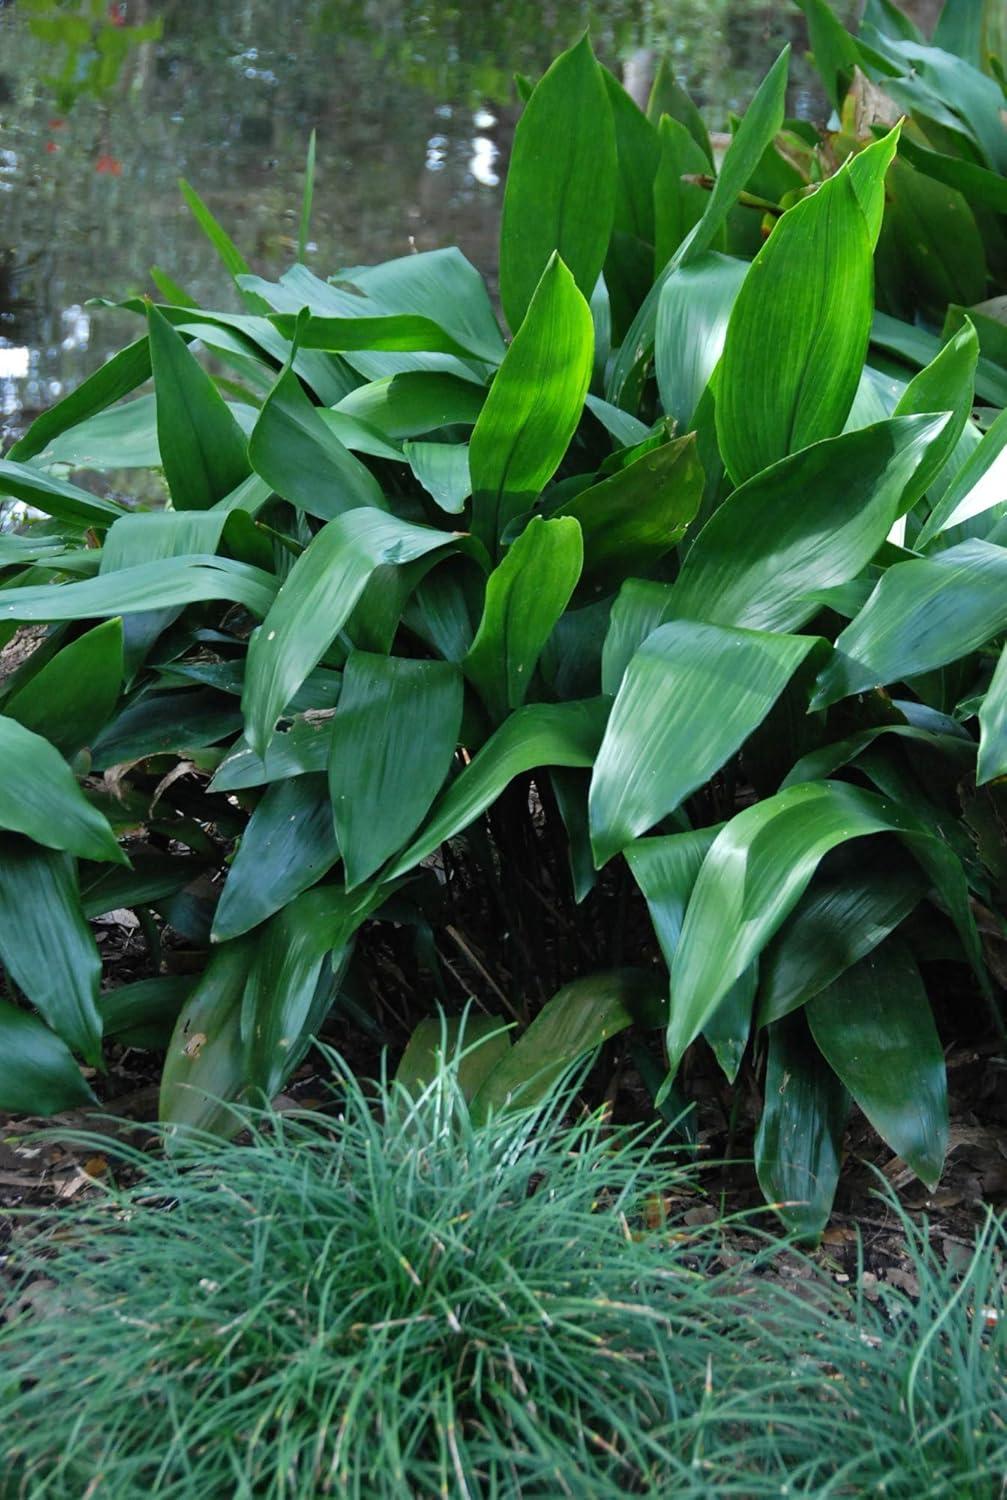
(328, 653, 462, 888)
(147, 304, 251, 511)
(646, 57, 712, 162)
(384, 698, 610, 882)
(212, 774, 340, 942)
(0, 457, 123, 526)
(464, 517, 583, 720)
(655, 253, 747, 429)
(667, 415, 948, 632)
(335, 372, 484, 439)
(755, 1011, 848, 1241)
(653, 115, 710, 273)
(978, 644, 1007, 786)
(4, 618, 123, 757)
(240, 883, 381, 1097)
(0, 838, 103, 1066)
(90, 688, 241, 770)
(917, 406, 1007, 548)
(807, 939, 948, 1188)
(0, 996, 96, 1115)
(242, 510, 458, 755)
(758, 857, 929, 1025)
(554, 433, 702, 588)
(812, 538, 1007, 708)
(469, 254, 593, 556)
(7, 336, 152, 464)
(404, 441, 471, 514)
(667, 779, 982, 1077)
(97, 976, 192, 1051)
(590, 620, 817, 867)
(890, 319, 979, 514)
(716, 156, 878, 485)
(248, 361, 386, 519)
(606, 46, 789, 407)
(0, 715, 123, 863)
(499, 35, 616, 330)
(210, 716, 333, 792)
(600, 578, 674, 696)
(470, 969, 665, 1122)
(160, 936, 255, 1134)
(38, 393, 161, 470)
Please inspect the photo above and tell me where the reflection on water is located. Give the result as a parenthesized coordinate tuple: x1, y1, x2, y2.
(1, 0, 839, 435)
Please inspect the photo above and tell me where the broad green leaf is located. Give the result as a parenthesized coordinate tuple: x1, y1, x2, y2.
(625, 826, 758, 1078)
(590, 620, 817, 867)
(404, 441, 471, 514)
(891, 320, 979, 514)
(329, 653, 462, 888)
(583, 394, 650, 448)
(147, 304, 251, 511)
(600, 578, 674, 696)
(470, 969, 665, 1122)
(98, 975, 192, 1050)
(0, 715, 123, 863)
(384, 698, 610, 882)
(160, 936, 255, 1134)
(4, 618, 123, 757)
(655, 253, 747, 429)
(626, 826, 721, 962)
(667, 779, 981, 1077)
(469, 255, 593, 556)
(0, 457, 123, 526)
(499, 34, 617, 330)
(38, 393, 161, 471)
(240, 883, 380, 1096)
(269, 311, 498, 364)
(757, 857, 929, 1025)
(795, 0, 865, 111)
(553, 434, 702, 589)
(8, 336, 152, 464)
(917, 406, 1007, 547)
(101, 510, 230, 570)
(716, 165, 875, 485)
(464, 517, 583, 720)
(812, 538, 1007, 707)
(0, 838, 103, 1066)
(550, 769, 597, 904)
(807, 939, 948, 1188)
(394, 1014, 511, 1102)
(898, 134, 1007, 215)
(212, 774, 340, 942)
(754, 1011, 848, 1240)
(80, 853, 208, 920)
(606, 47, 789, 408)
(846, 124, 903, 247)
(977, 642, 1007, 785)
(875, 158, 987, 325)
(0, 996, 96, 1115)
(211, 716, 333, 792)
(653, 115, 710, 273)
(667, 416, 946, 632)
(243, 510, 457, 755)
(335, 372, 484, 439)
(604, 66, 661, 245)
(90, 688, 240, 771)
(248, 361, 385, 520)
(0, 556, 277, 625)
(317, 247, 504, 368)
(646, 58, 712, 162)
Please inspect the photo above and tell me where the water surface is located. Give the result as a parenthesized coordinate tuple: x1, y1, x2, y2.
(1, 0, 831, 435)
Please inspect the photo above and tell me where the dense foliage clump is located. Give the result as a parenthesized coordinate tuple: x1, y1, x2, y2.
(0, 0, 1004, 1233)
(2, 1059, 1005, 1497)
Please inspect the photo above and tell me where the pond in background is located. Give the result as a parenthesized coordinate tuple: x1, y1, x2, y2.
(0, 0, 842, 438)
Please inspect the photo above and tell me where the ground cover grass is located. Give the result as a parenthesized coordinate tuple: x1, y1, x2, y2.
(1, 1056, 1003, 1499)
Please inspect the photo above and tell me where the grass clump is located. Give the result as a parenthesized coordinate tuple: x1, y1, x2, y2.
(1, 1058, 1004, 1499)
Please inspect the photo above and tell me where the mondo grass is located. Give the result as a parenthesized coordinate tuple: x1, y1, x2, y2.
(0, 1057, 1003, 1499)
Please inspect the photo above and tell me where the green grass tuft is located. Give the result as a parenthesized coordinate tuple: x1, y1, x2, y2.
(1, 1057, 1004, 1498)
